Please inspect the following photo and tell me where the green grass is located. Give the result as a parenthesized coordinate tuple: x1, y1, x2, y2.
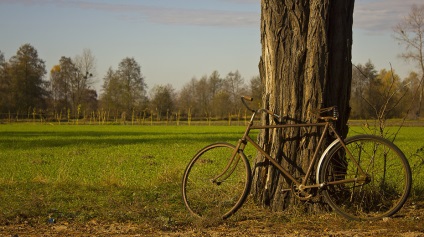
(0, 124, 423, 226)
(349, 125, 424, 197)
(0, 124, 256, 225)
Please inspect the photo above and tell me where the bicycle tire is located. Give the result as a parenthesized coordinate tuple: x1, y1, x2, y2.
(182, 143, 252, 219)
(319, 135, 412, 220)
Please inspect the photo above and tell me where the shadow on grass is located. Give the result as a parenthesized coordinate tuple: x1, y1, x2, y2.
(0, 130, 247, 150)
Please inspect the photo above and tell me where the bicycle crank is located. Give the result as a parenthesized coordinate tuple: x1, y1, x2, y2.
(291, 183, 314, 201)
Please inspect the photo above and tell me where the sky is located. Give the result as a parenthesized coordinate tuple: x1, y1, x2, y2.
(0, 0, 423, 93)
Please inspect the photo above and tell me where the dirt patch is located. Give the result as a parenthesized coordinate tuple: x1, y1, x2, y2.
(1, 204, 423, 237)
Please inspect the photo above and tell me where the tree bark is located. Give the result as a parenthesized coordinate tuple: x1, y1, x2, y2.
(252, 0, 354, 212)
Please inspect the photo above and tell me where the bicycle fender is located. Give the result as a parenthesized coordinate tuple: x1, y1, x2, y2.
(315, 139, 340, 183)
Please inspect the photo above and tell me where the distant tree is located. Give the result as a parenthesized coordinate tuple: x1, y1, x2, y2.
(249, 75, 262, 103)
(149, 84, 175, 119)
(0, 50, 11, 113)
(401, 71, 422, 118)
(208, 70, 223, 98)
(223, 70, 247, 113)
(50, 50, 97, 117)
(178, 72, 223, 118)
(351, 60, 378, 118)
(100, 67, 123, 111)
(177, 78, 197, 117)
(74, 49, 96, 80)
(393, 4, 424, 117)
(8, 44, 48, 112)
(50, 57, 76, 112)
(100, 58, 147, 115)
(197, 75, 217, 118)
(177, 70, 250, 119)
(82, 88, 98, 113)
(116, 57, 147, 113)
(367, 69, 403, 121)
(72, 49, 96, 113)
(211, 90, 232, 118)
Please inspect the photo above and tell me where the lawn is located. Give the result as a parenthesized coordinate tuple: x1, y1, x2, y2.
(0, 123, 423, 228)
(0, 124, 254, 226)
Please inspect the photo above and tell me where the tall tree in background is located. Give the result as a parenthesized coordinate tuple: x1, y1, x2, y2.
(252, 1, 354, 211)
(401, 71, 422, 118)
(224, 70, 247, 111)
(72, 49, 96, 113)
(0, 50, 11, 112)
(208, 70, 222, 98)
(100, 58, 147, 114)
(50, 56, 76, 112)
(351, 61, 377, 119)
(116, 57, 147, 113)
(50, 50, 97, 116)
(100, 67, 122, 111)
(150, 84, 175, 119)
(393, 4, 424, 118)
(7, 44, 48, 112)
(367, 69, 403, 122)
(250, 75, 262, 106)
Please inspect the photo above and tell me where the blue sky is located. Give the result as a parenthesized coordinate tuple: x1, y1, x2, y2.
(0, 0, 422, 92)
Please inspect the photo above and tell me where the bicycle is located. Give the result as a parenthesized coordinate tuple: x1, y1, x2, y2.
(182, 96, 412, 221)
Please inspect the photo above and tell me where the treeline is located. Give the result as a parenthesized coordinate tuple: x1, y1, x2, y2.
(1, 44, 423, 123)
(0, 44, 261, 123)
(350, 60, 423, 120)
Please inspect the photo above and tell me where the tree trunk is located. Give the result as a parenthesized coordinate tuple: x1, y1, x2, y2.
(252, 0, 354, 212)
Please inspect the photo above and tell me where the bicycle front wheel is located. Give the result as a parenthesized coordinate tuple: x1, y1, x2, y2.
(319, 135, 412, 221)
(182, 143, 252, 219)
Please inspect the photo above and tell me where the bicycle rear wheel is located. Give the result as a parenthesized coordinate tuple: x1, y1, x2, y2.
(182, 143, 252, 219)
(319, 135, 412, 220)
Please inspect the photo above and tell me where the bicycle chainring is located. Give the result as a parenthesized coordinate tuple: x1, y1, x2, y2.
(291, 183, 313, 201)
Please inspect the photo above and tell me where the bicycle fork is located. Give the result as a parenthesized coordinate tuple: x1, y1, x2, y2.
(211, 140, 247, 185)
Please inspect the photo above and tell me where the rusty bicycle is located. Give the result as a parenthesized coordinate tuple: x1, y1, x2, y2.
(182, 96, 412, 221)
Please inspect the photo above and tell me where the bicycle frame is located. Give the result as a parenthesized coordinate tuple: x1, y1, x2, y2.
(213, 109, 368, 190)
(184, 97, 412, 221)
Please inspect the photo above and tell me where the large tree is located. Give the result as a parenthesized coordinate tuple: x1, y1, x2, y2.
(0, 50, 11, 113)
(117, 57, 147, 113)
(149, 84, 175, 119)
(350, 60, 377, 119)
(50, 50, 97, 117)
(50, 56, 76, 112)
(100, 58, 147, 115)
(72, 49, 96, 113)
(7, 44, 48, 112)
(252, 1, 354, 211)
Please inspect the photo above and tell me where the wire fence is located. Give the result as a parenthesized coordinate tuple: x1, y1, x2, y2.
(0, 110, 254, 126)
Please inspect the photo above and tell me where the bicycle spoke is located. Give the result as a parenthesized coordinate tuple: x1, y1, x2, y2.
(182, 143, 251, 219)
(320, 135, 411, 220)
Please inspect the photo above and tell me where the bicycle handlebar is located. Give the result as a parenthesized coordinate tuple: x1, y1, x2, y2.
(241, 96, 339, 122)
(241, 96, 254, 112)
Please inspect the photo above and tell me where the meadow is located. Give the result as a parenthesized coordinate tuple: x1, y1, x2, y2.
(0, 123, 423, 229)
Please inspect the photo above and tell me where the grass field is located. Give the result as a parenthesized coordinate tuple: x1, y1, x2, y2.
(0, 123, 423, 228)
